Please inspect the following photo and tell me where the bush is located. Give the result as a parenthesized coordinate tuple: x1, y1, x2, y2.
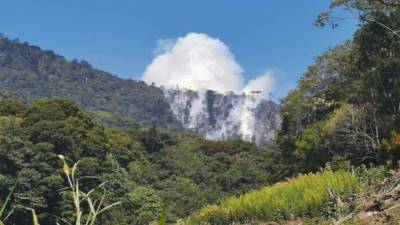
(326, 155, 351, 172)
(354, 165, 387, 187)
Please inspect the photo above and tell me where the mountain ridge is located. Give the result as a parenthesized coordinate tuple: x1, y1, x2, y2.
(0, 34, 281, 144)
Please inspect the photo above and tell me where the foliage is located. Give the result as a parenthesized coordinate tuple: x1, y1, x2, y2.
(276, 0, 400, 175)
(121, 187, 164, 225)
(0, 99, 273, 224)
(354, 164, 388, 187)
(316, 0, 400, 35)
(326, 155, 351, 171)
(153, 139, 273, 219)
(189, 171, 358, 224)
(382, 130, 400, 163)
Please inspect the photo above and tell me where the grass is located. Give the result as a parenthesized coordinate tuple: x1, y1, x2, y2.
(189, 170, 358, 224)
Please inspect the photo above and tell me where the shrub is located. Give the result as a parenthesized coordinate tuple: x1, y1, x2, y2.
(326, 155, 351, 172)
(354, 164, 387, 187)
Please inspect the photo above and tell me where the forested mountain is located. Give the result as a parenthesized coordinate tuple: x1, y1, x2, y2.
(0, 35, 179, 129)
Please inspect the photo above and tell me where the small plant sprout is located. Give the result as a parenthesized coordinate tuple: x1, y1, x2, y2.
(57, 154, 122, 225)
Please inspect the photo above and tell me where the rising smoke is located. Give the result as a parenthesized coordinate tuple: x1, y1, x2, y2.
(141, 33, 278, 143)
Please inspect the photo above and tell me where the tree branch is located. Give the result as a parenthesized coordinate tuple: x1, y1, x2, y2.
(375, 0, 400, 8)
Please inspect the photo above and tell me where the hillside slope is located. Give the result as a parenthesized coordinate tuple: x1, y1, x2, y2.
(0, 35, 179, 128)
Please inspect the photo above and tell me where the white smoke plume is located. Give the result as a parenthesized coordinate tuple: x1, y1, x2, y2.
(142, 33, 278, 143)
(142, 32, 274, 96)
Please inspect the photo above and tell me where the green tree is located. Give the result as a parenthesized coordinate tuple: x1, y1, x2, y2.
(122, 187, 164, 225)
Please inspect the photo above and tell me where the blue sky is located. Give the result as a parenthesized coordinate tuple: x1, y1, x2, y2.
(0, 0, 358, 99)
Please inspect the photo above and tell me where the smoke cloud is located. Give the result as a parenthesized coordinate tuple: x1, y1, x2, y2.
(142, 33, 275, 98)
